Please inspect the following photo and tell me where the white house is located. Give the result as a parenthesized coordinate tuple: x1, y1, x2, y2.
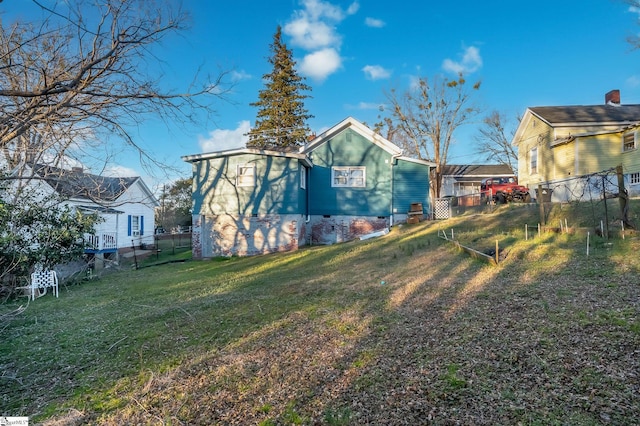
(29, 165, 158, 260)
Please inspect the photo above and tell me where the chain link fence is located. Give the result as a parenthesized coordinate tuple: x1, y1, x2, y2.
(434, 166, 638, 237)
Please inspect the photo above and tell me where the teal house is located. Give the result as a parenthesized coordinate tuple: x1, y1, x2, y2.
(182, 117, 434, 258)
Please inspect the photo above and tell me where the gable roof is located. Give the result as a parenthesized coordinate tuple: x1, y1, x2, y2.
(514, 103, 640, 146)
(529, 104, 640, 126)
(442, 164, 514, 177)
(302, 116, 403, 156)
(33, 164, 157, 205)
(301, 116, 435, 167)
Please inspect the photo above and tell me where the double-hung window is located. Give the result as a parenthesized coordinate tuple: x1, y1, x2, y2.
(530, 147, 538, 175)
(237, 164, 256, 187)
(332, 166, 365, 187)
(623, 131, 637, 152)
(630, 172, 640, 185)
(128, 215, 144, 236)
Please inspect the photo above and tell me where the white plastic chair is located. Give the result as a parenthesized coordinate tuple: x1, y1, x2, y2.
(29, 269, 59, 300)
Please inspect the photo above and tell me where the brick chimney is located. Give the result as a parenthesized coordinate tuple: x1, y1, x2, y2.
(605, 89, 620, 105)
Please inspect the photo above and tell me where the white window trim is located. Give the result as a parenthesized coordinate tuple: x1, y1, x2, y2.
(630, 172, 640, 185)
(236, 163, 256, 187)
(623, 131, 637, 152)
(300, 165, 306, 189)
(331, 166, 366, 188)
(132, 215, 140, 231)
(529, 147, 538, 175)
(131, 215, 140, 236)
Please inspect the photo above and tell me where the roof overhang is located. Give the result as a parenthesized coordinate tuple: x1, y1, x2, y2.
(398, 155, 436, 167)
(182, 148, 313, 168)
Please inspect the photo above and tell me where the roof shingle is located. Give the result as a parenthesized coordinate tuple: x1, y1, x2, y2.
(530, 104, 640, 125)
(34, 164, 138, 202)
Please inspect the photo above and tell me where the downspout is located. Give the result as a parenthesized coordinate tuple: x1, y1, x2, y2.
(389, 152, 403, 227)
(305, 164, 311, 223)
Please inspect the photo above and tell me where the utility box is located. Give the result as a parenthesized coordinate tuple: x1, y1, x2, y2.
(536, 188, 553, 203)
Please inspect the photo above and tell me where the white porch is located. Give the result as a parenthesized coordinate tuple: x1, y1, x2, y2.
(84, 232, 118, 253)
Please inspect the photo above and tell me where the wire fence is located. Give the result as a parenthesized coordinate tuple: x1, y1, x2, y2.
(434, 166, 638, 238)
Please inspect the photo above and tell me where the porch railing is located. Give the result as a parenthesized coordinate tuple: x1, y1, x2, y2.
(85, 232, 117, 251)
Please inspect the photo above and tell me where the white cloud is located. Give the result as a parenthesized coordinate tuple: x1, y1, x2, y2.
(345, 101, 386, 110)
(303, 0, 347, 21)
(408, 74, 421, 90)
(103, 165, 140, 177)
(362, 64, 391, 80)
(299, 48, 342, 82)
(442, 59, 465, 74)
(284, 0, 359, 81)
(285, 18, 341, 50)
(285, 0, 350, 49)
(346, 2, 360, 15)
(231, 70, 251, 81)
(365, 17, 385, 28)
(442, 46, 483, 75)
(198, 121, 250, 152)
(627, 75, 640, 88)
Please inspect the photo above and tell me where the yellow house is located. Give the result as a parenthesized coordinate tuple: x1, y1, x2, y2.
(513, 90, 640, 201)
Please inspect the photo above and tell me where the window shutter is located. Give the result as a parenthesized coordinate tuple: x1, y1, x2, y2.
(127, 215, 132, 236)
(140, 216, 144, 236)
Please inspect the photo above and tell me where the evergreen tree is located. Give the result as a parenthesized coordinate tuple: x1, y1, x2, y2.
(247, 26, 312, 151)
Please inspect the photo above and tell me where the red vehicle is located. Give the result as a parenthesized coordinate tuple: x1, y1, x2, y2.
(480, 176, 531, 204)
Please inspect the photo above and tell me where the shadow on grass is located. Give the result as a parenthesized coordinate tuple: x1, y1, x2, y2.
(1, 207, 639, 424)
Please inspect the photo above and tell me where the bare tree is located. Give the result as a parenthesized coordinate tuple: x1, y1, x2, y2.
(156, 177, 192, 232)
(0, 0, 230, 182)
(384, 74, 481, 198)
(474, 110, 519, 174)
(626, 0, 640, 48)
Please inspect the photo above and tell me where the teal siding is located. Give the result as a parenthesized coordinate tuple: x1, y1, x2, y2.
(393, 159, 430, 213)
(308, 128, 393, 216)
(298, 163, 308, 214)
(192, 154, 302, 216)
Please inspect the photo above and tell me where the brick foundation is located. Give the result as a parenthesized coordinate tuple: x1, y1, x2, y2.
(193, 214, 304, 258)
(308, 215, 389, 245)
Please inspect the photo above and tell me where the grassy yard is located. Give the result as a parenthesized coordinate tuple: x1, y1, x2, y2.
(1, 203, 639, 425)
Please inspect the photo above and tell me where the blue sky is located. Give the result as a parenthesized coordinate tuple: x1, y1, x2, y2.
(7, 0, 640, 188)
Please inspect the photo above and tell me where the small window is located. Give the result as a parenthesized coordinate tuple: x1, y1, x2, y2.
(128, 214, 143, 236)
(237, 164, 256, 187)
(300, 165, 307, 189)
(623, 132, 636, 152)
(630, 172, 640, 185)
(131, 216, 140, 235)
(530, 147, 538, 175)
(332, 166, 365, 187)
